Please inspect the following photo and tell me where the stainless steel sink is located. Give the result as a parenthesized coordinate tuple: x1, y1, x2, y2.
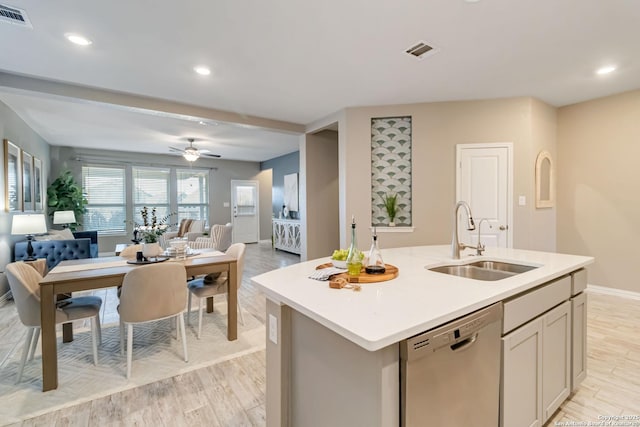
(428, 260, 538, 281)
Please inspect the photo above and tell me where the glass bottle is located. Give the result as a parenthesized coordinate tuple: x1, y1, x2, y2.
(346, 216, 362, 277)
(366, 227, 386, 274)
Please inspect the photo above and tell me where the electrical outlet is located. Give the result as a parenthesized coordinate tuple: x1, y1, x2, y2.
(269, 314, 278, 344)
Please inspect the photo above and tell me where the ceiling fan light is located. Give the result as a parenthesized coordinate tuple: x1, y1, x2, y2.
(183, 150, 200, 162)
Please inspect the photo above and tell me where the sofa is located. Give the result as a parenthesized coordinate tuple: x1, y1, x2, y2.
(14, 231, 99, 270)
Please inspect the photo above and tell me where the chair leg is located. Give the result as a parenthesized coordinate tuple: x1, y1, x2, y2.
(126, 324, 133, 379)
(16, 328, 35, 384)
(197, 296, 204, 339)
(237, 301, 245, 326)
(91, 315, 100, 366)
(28, 327, 40, 361)
(96, 312, 102, 345)
(187, 291, 192, 326)
(178, 313, 188, 362)
(120, 321, 125, 356)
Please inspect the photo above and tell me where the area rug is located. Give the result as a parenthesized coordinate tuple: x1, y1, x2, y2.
(0, 303, 265, 425)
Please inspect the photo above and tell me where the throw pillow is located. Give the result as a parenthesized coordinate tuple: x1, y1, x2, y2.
(178, 219, 193, 237)
(50, 228, 75, 240)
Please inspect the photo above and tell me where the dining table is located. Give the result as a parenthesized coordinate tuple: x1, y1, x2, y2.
(38, 250, 238, 392)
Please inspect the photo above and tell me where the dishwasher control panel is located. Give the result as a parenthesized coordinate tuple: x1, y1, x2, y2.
(401, 302, 503, 361)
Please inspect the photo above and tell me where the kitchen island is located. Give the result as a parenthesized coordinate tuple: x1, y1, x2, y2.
(252, 245, 593, 427)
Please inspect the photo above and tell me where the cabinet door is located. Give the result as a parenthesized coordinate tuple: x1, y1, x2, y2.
(542, 301, 572, 422)
(571, 292, 587, 391)
(501, 318, 543, 427)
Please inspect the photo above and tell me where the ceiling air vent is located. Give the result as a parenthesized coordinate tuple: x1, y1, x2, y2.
(0, 3, 33, 28)
(405, 41, 438, 60)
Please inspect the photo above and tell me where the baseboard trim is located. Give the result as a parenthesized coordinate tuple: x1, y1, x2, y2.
(587, 284, 640, 301)
(0, 291, 12, 307)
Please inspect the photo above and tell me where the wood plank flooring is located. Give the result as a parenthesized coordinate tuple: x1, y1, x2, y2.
(2, 244, 639, 426)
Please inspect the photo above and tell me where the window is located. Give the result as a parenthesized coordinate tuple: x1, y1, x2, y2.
(132, 167, 170, 223)
(82, 165, 126, 234)
(177, 168, 209, 224)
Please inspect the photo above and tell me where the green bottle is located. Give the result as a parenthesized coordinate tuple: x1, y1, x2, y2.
(346, 216, 362, 277)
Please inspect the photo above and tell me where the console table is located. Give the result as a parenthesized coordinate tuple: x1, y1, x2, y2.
(272, 219, 301, 254)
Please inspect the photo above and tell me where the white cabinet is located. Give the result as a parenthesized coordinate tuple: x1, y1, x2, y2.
(571, 291, 587, 390)
(272, 219, 301, 254)
(501, 316, 543, 427)
(501, 297, 572, 427)
(542, 301, 571, 421)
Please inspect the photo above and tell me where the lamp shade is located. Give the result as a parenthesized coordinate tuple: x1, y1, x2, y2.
(11, 214, 48, 235)
(53, 210, 77, 225)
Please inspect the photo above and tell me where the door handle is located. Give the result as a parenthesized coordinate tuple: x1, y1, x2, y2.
(499, 225, 508, 231)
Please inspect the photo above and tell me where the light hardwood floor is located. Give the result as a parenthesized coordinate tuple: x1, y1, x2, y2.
(2, 244, 639, 426)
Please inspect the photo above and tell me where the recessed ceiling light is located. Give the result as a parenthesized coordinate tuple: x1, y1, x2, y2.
(596, 65, 616, 75)
(65, 33, 92, 46)
(194, 66, 211, 76)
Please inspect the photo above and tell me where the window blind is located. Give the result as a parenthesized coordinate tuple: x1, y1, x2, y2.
(82, 165, 126, 234)
(177, 168, 209, 223)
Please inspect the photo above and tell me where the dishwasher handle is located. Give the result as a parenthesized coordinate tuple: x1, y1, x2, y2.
(450, 333, 478, 352)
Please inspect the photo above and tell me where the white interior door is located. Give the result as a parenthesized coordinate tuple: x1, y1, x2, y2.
(231, 180, 259, 243)
(456, 143, 512, 248)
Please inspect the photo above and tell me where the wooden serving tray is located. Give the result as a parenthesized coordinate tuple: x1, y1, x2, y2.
(316, 263, 399, 283)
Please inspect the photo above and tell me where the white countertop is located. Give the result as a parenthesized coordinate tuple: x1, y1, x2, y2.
(252, 245, 594, 351)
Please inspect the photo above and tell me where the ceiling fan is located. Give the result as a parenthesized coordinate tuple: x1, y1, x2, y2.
(169, 138, 221, 162)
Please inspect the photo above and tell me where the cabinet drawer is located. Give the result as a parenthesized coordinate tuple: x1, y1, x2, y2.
(571, 268, 587, 296)
(503, 275, 571, 334)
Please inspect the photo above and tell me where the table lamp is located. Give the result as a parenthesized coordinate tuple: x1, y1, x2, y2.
(11, 214, 48, 261)
(53, 210, 76, 229)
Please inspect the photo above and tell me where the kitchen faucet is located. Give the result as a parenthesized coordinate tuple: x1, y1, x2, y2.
(451, 201, 476, 259)
(475, 218, 488, 256)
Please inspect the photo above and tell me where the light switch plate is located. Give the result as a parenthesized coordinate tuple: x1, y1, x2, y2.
(518, 196, 526, 206)
(223, 202, 230, 208)
(269, 314, 278, 344)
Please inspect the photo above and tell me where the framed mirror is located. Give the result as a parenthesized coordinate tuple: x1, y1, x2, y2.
(535, 150, 554, 208)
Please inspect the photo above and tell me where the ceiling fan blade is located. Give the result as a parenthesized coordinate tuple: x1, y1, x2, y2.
(201, 153, 221, 158)
(169, 146, 185, 153)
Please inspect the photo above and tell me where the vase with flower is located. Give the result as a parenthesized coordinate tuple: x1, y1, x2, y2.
(127, 207, 174, 257)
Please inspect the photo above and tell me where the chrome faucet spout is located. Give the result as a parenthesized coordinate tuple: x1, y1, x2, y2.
(475, 218, 488, 256)
(451, 201, 476, 259)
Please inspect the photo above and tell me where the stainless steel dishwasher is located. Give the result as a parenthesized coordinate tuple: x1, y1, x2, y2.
(400, 302, 503, 427)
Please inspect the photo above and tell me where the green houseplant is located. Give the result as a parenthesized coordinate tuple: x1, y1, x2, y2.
(381, 193, 398, 226)
(47, 171, 88, 231)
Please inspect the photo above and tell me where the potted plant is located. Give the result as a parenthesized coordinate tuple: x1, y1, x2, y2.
(381, 193, 398, 226)
(47, 171, 88, 231)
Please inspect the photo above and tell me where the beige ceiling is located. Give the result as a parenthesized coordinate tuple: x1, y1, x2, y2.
(0, 0, 639, 161)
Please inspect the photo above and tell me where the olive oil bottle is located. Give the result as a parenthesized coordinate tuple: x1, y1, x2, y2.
(346, 216, 362, 277)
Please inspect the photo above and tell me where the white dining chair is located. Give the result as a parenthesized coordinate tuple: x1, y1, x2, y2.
(6, 262, 103, 383)
(118, 262, 188, 379)
(186, 243, 246, 339)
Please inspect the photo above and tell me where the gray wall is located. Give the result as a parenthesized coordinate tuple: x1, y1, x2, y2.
(557, 89, 640, 292)
(0, 100, 51, 295)
(261, 151, 300, 218)
(49, 146, 268, 253)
